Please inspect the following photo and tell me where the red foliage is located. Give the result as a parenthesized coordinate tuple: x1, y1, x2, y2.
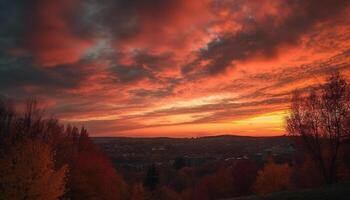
(194, 167, 234, 200)
(232, 159, 258, 195)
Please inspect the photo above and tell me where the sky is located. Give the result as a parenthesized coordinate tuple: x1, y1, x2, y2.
(1, 0, 350, 137)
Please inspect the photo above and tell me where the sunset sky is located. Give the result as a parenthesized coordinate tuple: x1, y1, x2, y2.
(1, 0, 350, 137)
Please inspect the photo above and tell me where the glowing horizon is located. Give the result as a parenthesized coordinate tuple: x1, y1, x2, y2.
(1, 0, 350, 137)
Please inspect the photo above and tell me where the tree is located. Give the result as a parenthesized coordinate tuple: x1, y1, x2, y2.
(0, 139, 67, 200)
(159, 186, 182, 200)
(295, 155, 324, 188)
(68, 151, 128, 200)
(0, 98, 14, 142)
(170, 167, 195, 192)
(254, 160, 293, 195)
(194, 167, 234, 200)
(144, 164, 159, 191)
(232, 159, 258, 195)
(130, 183, 146, 200)
(0, 97, 128, 200)
(173, 156, 186, 170)
(287, 73, 350, 184)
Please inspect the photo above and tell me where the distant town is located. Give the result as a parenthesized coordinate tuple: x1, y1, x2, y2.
(94, 135, 297, 175)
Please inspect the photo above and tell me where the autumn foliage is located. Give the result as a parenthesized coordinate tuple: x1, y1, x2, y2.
(254, 160, 293, 195)
(232, 159, 258, 195)
(0, 139, 67, 200)
(194, 166, 234, 200)
(0, 99, 127, 200)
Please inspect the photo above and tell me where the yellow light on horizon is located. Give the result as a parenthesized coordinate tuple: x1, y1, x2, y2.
(232, 110, 289, 132)
(109, 110, 290, 137)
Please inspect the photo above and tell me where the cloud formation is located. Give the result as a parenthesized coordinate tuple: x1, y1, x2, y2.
(183, 0, 350, 75)
(0, 0, 350, 136)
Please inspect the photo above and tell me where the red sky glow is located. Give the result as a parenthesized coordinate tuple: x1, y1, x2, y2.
(1, 0, 350, 137)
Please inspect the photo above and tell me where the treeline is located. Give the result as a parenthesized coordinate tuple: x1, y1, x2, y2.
(0, 99, 128, 199)
(121, 148, 350, 200)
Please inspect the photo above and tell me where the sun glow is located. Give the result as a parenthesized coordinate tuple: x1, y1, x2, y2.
(232, 110, 290, 133)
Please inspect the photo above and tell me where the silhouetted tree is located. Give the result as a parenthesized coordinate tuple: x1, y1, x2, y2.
(170, 167, 195, 192)
(338, 139, 350, 180)
(144, 164, 159, 191)
(173, 156, 186, 170)
(287, 72, 350, 184)
(130, 183, 146, 200)
(295, 155, 324, 188)
(194, 166, 234, 200)
(232, 159, 258, 195)
(0, 98, 14, 142)
(159, 186, 181, 200)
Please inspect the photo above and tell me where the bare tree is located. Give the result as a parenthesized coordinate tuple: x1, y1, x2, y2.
(0, 98, 15, 139)
(287, 72, 350, 184)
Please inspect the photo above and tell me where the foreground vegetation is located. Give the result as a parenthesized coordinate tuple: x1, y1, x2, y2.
(0, 100, 128, 199)
(230, 181, 350, 200)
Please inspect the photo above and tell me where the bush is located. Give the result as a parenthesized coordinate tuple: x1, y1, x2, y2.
(254, 160, 293, 195)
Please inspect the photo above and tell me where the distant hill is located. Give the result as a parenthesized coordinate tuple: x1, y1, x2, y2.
(93, 134, 289, 142)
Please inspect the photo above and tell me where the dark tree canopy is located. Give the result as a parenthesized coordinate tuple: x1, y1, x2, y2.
(0, 98, 127, 199)
(287, 72, 350, 184)
(144, 164, 159, 191)
(173, 156, 186, 170)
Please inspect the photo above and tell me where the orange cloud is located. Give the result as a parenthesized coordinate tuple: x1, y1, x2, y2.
(1, 0, 350, 137)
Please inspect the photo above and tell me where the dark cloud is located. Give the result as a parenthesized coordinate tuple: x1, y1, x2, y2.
(110, 50, 177, 83)
(111, 64, 154, 83)
(129, 77, 180, 97)
(132, 50, 175, 71)
(69, 0, 185, 39)
(129, 88, 171, 98)
(0, 56, 93, 94)
(183, 0, 350, 76)
(0, 0, 29, 56)
(127, 77, 180, 98)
